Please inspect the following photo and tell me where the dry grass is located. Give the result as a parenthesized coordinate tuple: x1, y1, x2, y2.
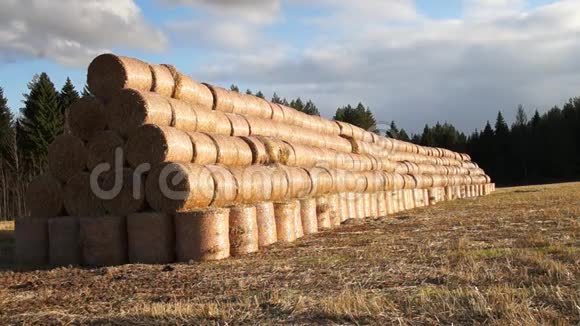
(1, 183, 579, 325)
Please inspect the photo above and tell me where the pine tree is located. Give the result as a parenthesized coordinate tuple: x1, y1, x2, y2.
(387, 121, 399, 138)
(245, 89, 253, 95)
(398, 129, 410, 141)
(290, 97, 304, 111)
(255, 91, 265, 99)
(17, 73, 63, 173)
(495, 111, 509, 137)
(0, 87, 16, 169)
(334, 103, 376, 131)
(230, 85, 240, 92)
(58, 77, 79, 115)
(302, 100, 320, 116)
(271, 92, 282, 104)
(82, 84, 92, 97)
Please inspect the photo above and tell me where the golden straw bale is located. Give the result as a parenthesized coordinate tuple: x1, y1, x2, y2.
(225, 113, 250, 137)
(107, 89, 172, 137)
(230, 91, 248, 115)
(392, 173, 405, 190)
(207, 165, 238, 207)
(316, 196, 332, 228)
(255, 97, 274, 119)
(68, 97, 107, 141)
(48, 134, 87, 183)
(203, 84, 234, 112)
(208, 110, 231, 135)
(327, 194, 341, 227)
(86, 130, 125, 170)
(270, 103, 285, 121)
(16, 217, 48, 267)
(255, 202, 277, 246)
(274, 202, 297, 243)
(87, 54, 152, 99)
(306, 167, 333, 196)
(48, 216, 81, 267)
(229, 206, 259, 256)
(257, 136, 291, 164)
(229, 166, 272, 203)
(101, 168, 146, 216)
(240, 136, 269, 164)
(281, 166, 312, 199)
(336, 121, 354, 138)
(299, 198, 318, 235)
(26, 173, 65, 217)
(127, 212, 174, 264)
(174, 74, 214, 110)
(168, 98, 197, 131)
(64, 172, 105, 217)
(175, 208, 230, 261)
(206, 134, 240, 166)
(149, 64, 175, 97)
(80, 215, 127, 267)
(402, 175, 417, 189)
(267, 165, 289, 202)
(145, 163, 215, 212)
(186, 132, 218, 164)
(293, 200, 304, 239)
(245, 115, 275, 137)
(126, 125, 193, 167)
(232, 137, 254, 166)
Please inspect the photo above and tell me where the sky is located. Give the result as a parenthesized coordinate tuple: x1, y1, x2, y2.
(0, 0, 577, 134)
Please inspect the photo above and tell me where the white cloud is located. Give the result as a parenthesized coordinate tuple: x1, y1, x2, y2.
(0, 0, 167, 67)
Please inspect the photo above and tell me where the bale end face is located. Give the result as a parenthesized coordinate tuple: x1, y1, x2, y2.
(87, 53, 152, 99)
(175, 209, 230, 261)
(127, 212, 175, 264)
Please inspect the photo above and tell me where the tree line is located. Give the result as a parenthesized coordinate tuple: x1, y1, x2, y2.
(0, 76, 578, 219)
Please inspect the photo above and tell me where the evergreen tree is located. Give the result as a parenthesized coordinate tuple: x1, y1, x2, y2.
(514, 105, 528, 128)
(387, 121, 400, 138)
(17, 73, 63, 173)
(230, 85, 240, 92)
(398, 129, 410, 141)
(255, 91, 265, 99)
(290, 97, 304, 111)
(0, 87, 16, 169)
(271, 92, 282, 104)
(334, 103, 376, 131)
(302, 100, 320, 116)
(58, 77, 79, 115)
(494, 111, 509, 137)
(245, 89, 253, 95)
(81, 84, 92, 97)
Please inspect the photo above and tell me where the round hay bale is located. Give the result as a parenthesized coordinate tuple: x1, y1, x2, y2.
(245, 115, 275, 137)
(335, 121, 354, 138)
(86, 130, 125, 170)
(270, 103, 285, 121)
(174, 74, 214, 110)
(149, 64, 175, 97)
(402, 175, 417, 190)
(127, 212, 174, 264)
(232, 137, 254, 166)
(64, 172, 105, 217)
(175, 208, 230, 261)
(87, 54, 152, 99)
(225, 113, 250, 137)
(15, 217, 48, 267)
(229, 206, 259, 256)
(203, 84, 234, 112)
(26, 173, 65, 217)
(284, 142, 317, 168)
(186, 132, 218, 164)
(195, 109, 219, 134)
(207, 165, 238, 207)
(368, 193, 379, 218)
(327, 194, 341, 227)
(230, 91, 248, 115)
(229, 166, 271, 204)
(206, 134, 240, 166)
(255, 97, 274, 119)
(345, 192, 356, 220)
(107, 89, 173, 137)
(306, 167, 333, 196)
(267, 166, 289, 202)
(101, 168, 146, 216)
(377, 192, 387, 216)
(145, 163, 215, 212)
(274, 202, 297, 243)
(126, 125, 193, 167)
(68, 97, 108, 141)
(299, 198, 318, 235)
(354, 193, 365, 219)
(255, 202, 277, 246)
(314, 196, 331, 229)
(257, 137, 291, 164)
(338, 193, 349, 222)
(240, 136, 269, 164)
(168, 98, 197, 131)
(48, 134, 87, 183)
(392, 174, 405, 190)
(363, 192, 372, 218)
(281, 166, 312, 199)
(293, 200, 304, 239)
(80, 215, 127, 267)
(48, 216, 81, 267)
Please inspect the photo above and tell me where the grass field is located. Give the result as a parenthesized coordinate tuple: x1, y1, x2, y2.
(0, 183, 578, 324)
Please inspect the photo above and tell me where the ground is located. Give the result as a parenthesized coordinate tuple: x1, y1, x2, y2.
(0, 183, 578, 325)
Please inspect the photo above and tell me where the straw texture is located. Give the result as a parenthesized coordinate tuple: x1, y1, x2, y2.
(255, 202, 277, 247)
(175, 209, 230, 261)
(68, 97, 108, 141)
(26, 173, 65, 217)
(87, 54, 152, 99)
(229, 206, 259, 256)
(127, 212, 174, 264)
(48, 217, 81, 266)
(48, 134, 87, 183)
(80, 215, 128, 267)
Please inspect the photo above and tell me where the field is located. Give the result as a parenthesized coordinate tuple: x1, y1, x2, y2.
(0, 183, 578, 324)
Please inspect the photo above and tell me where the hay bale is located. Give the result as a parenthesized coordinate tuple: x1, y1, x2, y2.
(307, 167, 333, 196)
(368, 193, 379, 218)
(64, 172, 105, 217)
(363, 192, 372, 218)
(299, 198, 318, 235)
(206, 134, 240, 166)
(149, 64, 175, 97)
(293, 200, 304, 239)
(175, 208, 230, 261)
(101, 168, 146, 216)
(86, 130, 125, 170)
(229, 166, 271, 204)
(283, 142, 317, 168)
(267, 166, 289, 202)
(26, 173, 65, 217)
(232, 137, 254, 166)
(15, 217, 48, 267)
(257, 137, 291, 164)
(229, 206, 259, 255)
(240, 136, 269, 164)
(328, 194, 341, 227)
(225, 113, 250, 136)
(145, 163, 215, 212)
(316, 197, 332, 229)
(48, 134, 87, 183)
(281, 166, 312, 199)
(203, 84, 234, 112)
(270, 103, 285, 121)
(80, 215, 127, 267)
(126, 125, 193, 167)
(255, 202, 277, 246)
(174, 74, 214, 110)
(48, 217, 81, 266)
(354, 193, 365, 219)
(245, 115, 275, 137)
(207, 165, 238, 207)
(209, 110, 232, 135)
(182, 132, 218, 165)
(274, 202, 297, 243)
(168, 98, 197, 131)
(87, 54, 152, 99)
(107, 89, 172, 137)
(377, 192, 387, 216)
(68, 97, 108, 141)
(126, 212, 175, 264)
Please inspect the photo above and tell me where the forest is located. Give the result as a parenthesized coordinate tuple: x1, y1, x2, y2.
(0, 76, 579, 219)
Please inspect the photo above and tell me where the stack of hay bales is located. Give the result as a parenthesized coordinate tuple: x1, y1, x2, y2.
(16, 53, 495, 268)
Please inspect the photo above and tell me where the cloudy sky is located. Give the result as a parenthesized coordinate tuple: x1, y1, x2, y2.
(0, 0, 578, 133)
